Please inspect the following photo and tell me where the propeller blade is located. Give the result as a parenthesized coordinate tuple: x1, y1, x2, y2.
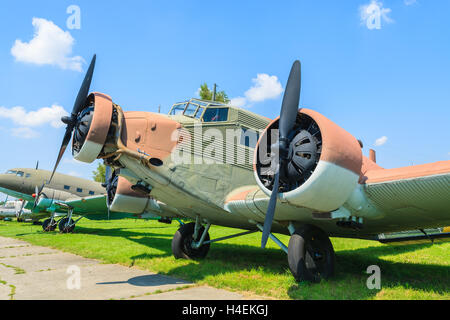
(49, 126, 73, 182)
(260, 60, 302, 249)
(32, 182, 45, 210)
(261, 168, 280, 248)
(17, 199, 25, 218)
(35, 160, 39, 170)
(72, 54, 96, 116)
(279, 60, 301, 140)
(33, 185, 39, 209)
(105, 165, 112, 184)
(49, 54, 96, 183)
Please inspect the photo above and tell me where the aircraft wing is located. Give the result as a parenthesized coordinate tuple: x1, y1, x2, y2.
(0, 187, 34, 202)
(223, 161, 450, 238)
(55, 194, 109, 215)
(362, 162, 450, 231)
(57, 194, 176, 219)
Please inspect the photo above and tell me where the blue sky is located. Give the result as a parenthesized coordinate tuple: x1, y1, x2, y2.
(0, 0, 449, 201)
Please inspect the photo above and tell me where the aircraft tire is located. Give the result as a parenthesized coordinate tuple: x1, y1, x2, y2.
(172, 222, 210, 260)
(42, 219, 57, 232)
(288, 224, 335, 282)
(58, 218, 75, 233)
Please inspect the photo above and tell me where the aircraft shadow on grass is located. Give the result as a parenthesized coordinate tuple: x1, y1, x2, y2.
(96, 274, 189, 287)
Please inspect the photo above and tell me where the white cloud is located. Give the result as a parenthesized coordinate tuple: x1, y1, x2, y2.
(11, 127, 40, 139)
(230, 97, 247, 108)
(11, 18, 84, 71)
(229, 73, 283, 108)
(359, 1, 394, 30)
(245, 74, 284, 103)
(375, 136, 388, 146)
(0, 104, 68, 128)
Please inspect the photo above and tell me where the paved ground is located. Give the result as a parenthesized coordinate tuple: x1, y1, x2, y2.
(0, 236, 264, 300)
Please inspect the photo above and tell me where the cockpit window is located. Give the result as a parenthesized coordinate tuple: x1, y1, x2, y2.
(16, 171, 24, 177)
(6, 170, 17, 175)
(169, 103, 186, 115)
(184, 103, 198, 117)
(195, 107, 204, 119)
(192, 100, 208, 106)
(202, 108, 229, 122)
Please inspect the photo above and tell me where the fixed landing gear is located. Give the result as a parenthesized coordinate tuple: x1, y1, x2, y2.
(172, 222, 210, 259)
(58, 217, 75, 233)
(58, 208, 79, 233)
(42, 218, 57, 232)
(288, 224, 335, 282)
(170, 218, 335, 283)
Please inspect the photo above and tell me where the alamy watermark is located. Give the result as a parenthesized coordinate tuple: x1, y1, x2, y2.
(366, 265, 381, 290)
(66, 265, 81, 290)
(170, 125, 279, 169)
(66, 5, 81, 30)
(360, 1, 393, 30)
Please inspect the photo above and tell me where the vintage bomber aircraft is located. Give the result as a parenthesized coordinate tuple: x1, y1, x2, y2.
(50, 55, 450, 282)
(0, 167, 175, 232)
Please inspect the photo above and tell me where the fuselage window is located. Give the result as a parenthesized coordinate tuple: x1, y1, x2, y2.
(89, 191, 95, 195)
(203, 108, 229, 122)
(64, 185, 70, 190)
(77, 188, 83, 193)
(6, 170, 17, 175)
(16, 171, 24, 177)
(25, 173, 31, 178)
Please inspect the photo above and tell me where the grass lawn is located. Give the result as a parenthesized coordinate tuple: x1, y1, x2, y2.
(0, 218, 448, 300)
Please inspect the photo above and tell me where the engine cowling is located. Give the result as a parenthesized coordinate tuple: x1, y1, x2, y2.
(254, 109, 362, 212)
(72, 92, 113, 163)
(106, 170, 160, 215)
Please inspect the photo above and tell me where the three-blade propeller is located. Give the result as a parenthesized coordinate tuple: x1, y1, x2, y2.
(32, 182, 46, 210)
(49, 54, 97, 183)
(44, 54, 299, 244)
(261, 60, 301, 249)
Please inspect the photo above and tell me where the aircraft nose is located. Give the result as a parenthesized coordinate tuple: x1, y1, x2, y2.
(0, 174, 15, 191)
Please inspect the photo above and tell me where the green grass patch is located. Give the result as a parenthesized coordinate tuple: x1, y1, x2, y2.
(0, 219, 448, 300)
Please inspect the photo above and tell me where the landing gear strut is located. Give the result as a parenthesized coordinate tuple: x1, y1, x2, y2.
(172, 222, 210, 259)
(287, 224, 335, 282)
(42, 218, 57, 231)
(42, 212, 57, 232)
(58, 208, 78, 233)
(58, 218, 75, 233)
(170, 218, 336, 283)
